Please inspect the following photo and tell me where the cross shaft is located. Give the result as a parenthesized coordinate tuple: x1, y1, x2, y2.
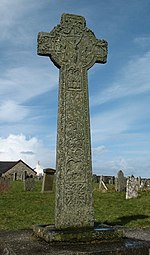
(37, 13, 108, 229)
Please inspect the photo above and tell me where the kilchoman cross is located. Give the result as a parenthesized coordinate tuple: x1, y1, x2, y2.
(38, 13, 108, 229)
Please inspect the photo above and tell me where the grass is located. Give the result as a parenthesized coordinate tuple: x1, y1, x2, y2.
(0, 181, 55, 230)
(94, 185, 150, 228)
(0, 181, 149, 230)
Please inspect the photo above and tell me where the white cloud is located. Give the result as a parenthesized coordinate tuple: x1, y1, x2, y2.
(134, 36, 150, 49)
(0, 0, 20, 40)
(0, 100, 28, 122)
(93, 158, 123, 176)
(0, 0, 27, 40)
(91, 105, 133, 144)
(93, 156, 150, 178)
(0, 65, 59, 103)
(0, 134, 54, 169)
(91, 51, 150, 106)
(91, 89, 150, 146)
(92, 145, 108, 154)
(91, 103, 150, 178)
(0, 0, 44, 41)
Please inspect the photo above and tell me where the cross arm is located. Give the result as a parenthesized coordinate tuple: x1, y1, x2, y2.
(95, 39, 108, 64)
(37, 32, 53, 56)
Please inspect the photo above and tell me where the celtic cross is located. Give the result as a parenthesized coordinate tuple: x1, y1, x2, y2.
(38, 13, 108, 229)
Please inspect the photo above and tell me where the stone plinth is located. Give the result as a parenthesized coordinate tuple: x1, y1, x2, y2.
(1, 229, 149, 255)
(33, 224, 123, 243)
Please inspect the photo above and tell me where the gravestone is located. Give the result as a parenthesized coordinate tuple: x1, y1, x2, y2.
(140, 180, 145, 190)
(24, 178, 35, 191)
(99, 175, 108, 191)
(37, 13, 108, 230)
(0, 177, 11, 192)
(115, 170, 126, 192)
(41, 168, 55, 192)
(138, 176, 141, 187)
(126, 175, 139, 199)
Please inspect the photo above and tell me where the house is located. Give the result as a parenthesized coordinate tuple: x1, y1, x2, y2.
(0, 159, 36, 180)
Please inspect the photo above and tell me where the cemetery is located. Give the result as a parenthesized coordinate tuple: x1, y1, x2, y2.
(0, 12, 150, 255)
(0, 179, 150, 254)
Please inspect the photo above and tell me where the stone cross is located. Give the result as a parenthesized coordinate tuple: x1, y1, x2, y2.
(38, 13, 108, 229)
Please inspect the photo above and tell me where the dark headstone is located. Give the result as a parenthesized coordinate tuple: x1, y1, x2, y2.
(41, 168, 55, 192)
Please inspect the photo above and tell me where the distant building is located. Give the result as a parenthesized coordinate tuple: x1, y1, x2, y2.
(34, 161, 43, 176)
(0, 159, 36, 180)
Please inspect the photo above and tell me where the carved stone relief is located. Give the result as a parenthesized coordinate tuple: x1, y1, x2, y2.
(37, 13, 108, 229)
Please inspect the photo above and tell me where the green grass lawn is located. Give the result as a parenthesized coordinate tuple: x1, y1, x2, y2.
(0, 181, 149, 230)
(94, 185, 150, 228)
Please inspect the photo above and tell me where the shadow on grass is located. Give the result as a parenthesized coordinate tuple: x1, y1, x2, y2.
(114, 214, 149, 226)
(96, 214, 149, 227)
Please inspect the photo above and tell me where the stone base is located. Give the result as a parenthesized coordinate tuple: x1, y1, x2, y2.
(32, 225, 150, 254)
(1, 229, 149, 255)
(33, 224, 123, 243)
(33, 225, 150, 254)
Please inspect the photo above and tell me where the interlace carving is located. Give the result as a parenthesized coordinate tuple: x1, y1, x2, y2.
(38, 13, 108, 229)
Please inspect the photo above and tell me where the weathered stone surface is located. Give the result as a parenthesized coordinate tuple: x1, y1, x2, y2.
(0, 177, 11, 192)
(115, 170, 126, 192)
(1, 229, 149, 255)
(41, 168, 55, 192)
(24, 178, 35, 191)
(33, 224, 123, 243)
(37, 13, 108, 230)
(126, 176, 139, 199)
(2, 247, 16, 255)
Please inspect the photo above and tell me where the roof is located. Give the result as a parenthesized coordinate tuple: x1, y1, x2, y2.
(0, 160, 36, 175)
(0, 161, 18, 175)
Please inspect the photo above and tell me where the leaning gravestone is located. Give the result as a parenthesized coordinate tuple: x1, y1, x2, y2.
(115, 170, 126, 192)
(126, 175, 139, 199)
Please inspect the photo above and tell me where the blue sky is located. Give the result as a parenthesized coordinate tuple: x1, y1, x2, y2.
(0, 0, 150, 178)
